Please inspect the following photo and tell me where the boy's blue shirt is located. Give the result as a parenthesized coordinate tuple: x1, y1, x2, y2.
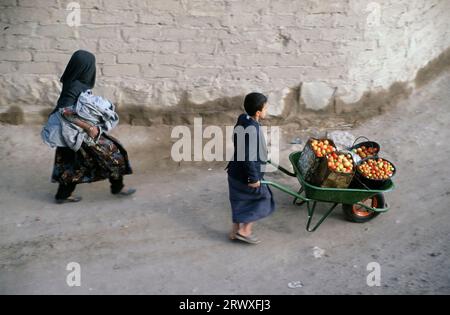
(227, 113, 267, 184)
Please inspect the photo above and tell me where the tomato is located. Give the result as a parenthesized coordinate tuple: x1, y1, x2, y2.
(311, 139, 337, 158)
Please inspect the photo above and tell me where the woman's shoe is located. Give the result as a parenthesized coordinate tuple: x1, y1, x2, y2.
(114, 188, 136, 197)
(55, 195, 82, 204)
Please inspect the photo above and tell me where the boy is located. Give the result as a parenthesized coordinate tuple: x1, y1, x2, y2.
(226, 92, 276, 244)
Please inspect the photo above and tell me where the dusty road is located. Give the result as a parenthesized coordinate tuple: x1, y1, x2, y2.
(0, 74, 449, 295)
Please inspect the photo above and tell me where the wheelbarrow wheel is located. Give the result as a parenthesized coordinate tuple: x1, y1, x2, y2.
(342, 193, 384, 223)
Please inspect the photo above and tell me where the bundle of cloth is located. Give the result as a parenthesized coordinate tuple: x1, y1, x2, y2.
(42, 90, 119, 151)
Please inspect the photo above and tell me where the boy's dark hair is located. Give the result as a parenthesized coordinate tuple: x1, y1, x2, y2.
(244, 92, 267, 116)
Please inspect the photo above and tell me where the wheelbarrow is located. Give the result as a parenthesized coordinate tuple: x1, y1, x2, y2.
(261, 151, 395, 232)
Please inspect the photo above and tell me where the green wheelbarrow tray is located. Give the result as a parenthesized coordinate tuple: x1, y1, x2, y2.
(261, 151, 395, 232)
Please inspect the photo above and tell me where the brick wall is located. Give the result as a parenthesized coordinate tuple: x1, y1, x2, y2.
(1, 0, 450, 124)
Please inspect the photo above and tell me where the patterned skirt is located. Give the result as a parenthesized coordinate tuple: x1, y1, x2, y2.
(52, 133, 133, 185)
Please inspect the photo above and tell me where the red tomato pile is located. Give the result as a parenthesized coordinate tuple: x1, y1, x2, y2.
(327, 153, 354, 174)
(352, 146, 378, 159)
(358, 158, 395, 180)
(311, 139, 336, 158)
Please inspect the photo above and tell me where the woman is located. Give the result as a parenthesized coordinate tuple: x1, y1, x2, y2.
(226, 92, 276, 244)
(50, 50, 135, 204)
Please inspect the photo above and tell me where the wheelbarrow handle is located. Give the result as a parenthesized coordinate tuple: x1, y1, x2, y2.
(261, 180, 310, 203)
(266, 160, 296, 177)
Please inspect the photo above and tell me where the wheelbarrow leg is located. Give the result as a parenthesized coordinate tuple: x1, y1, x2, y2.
(293, 186, 305, 205)
(306, 202, 339, 232)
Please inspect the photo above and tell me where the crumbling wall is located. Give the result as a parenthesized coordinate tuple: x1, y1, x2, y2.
(0, 0, 449, 124)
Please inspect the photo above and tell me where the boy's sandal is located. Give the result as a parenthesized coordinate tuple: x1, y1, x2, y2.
(235, 232, 261, 245)
(55, 196, 82, 204)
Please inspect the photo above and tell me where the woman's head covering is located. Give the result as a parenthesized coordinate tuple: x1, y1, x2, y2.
(60, 50, 96, 87)
(54, 50, 97, 113)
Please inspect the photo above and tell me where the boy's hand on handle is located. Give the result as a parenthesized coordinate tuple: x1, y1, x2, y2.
(248, 181, 261, 188)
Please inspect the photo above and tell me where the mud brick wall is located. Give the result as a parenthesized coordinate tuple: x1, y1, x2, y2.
(1, 0, 450, 124)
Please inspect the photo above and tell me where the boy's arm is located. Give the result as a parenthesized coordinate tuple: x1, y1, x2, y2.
(243, 130, 261, 184)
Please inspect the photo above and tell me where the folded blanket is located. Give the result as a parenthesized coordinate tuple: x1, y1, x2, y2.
(41, 90, 119, 151)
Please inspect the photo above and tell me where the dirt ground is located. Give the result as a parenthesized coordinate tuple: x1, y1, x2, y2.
(0, 73, 449, 295)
